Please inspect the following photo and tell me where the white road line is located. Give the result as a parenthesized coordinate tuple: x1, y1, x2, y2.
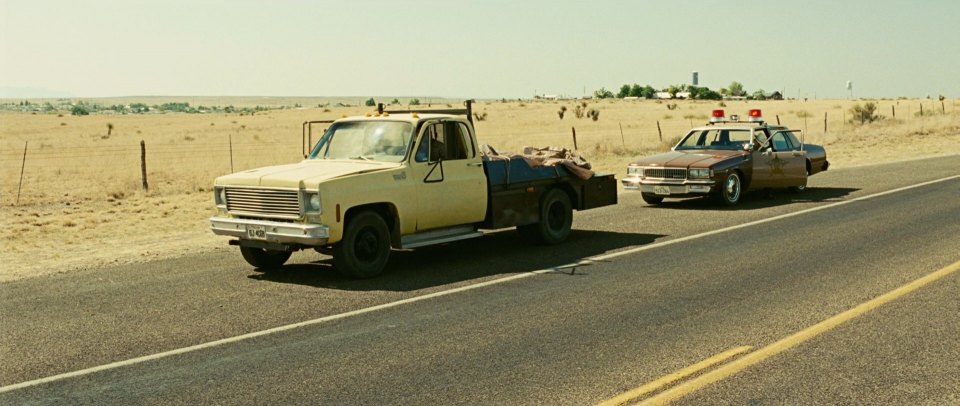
(2, 174, 957, 394)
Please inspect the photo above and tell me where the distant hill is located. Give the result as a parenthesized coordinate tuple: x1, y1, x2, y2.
(0, 95, 464, 108)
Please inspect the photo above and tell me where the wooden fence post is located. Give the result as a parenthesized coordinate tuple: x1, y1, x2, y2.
(824, 112, 828, 133)
(618, 122, 625, 148)
(656, 121, 662, 143)
(140, 140, 149, 191)
(571, 127, 578, 150)
(776, 115, 781, 125)
(892, 105, 895, 119)
(229, 133, 235, 173)
(16, 141, 27, 205)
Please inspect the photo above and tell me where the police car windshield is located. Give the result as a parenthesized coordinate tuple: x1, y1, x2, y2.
(308, 121, 414, 163)
(675, 129, 752, 150)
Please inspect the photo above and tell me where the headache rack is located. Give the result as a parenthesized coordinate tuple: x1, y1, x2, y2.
(377, 99, 476, 124)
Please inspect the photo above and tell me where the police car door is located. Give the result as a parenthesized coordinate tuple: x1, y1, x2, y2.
(751, 129, 806, 188)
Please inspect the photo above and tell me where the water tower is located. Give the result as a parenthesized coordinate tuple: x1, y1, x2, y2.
(692, 71, 699, 86)
(846, 80, 853, 99)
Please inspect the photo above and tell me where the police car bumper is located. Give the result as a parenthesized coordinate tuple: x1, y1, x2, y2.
(622, 177, 715, 195)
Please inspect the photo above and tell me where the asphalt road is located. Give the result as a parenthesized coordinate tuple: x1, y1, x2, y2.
(2, 155, 958, 405)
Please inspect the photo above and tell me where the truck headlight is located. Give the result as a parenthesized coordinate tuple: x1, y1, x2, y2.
(214, 186, 227, 207)
(689, 168, 711, 178)
(627, 166, 642, 175)
(304, 191, 321, 213)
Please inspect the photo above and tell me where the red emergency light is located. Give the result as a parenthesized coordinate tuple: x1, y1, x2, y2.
(709, 109, 725, 123)
(749, 109, 762, 117)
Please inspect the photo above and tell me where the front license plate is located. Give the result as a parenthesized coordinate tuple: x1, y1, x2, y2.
(246, 225, 267, 240)
(653, 186, 671, 195)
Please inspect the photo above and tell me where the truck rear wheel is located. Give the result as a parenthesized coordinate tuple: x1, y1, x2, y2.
(333, 211, 391, 279)
(519, 188, 573, 245)
(240, 246, 292, 270)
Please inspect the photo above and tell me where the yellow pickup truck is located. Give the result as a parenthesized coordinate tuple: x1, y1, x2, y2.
(210, 101, 617, 278)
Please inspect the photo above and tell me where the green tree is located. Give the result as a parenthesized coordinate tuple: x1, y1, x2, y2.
(728, 81, 746, 97)
(751, 89, 767, 100)
(71, 104, 89, 116)
(690, 86, 721, 100)
(628, 84, 643, 97)
(409, 99, 421, 106)
(593, 87, 614, 99)
(666, 85, 681, 97)
(617, 84, 631, 98)
(365, 98, 376, 107)
(641, 85, 657, 99)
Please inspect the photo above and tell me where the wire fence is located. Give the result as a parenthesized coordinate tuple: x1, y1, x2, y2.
(1, 138, 305, 205)
(2, 99, 954, 206)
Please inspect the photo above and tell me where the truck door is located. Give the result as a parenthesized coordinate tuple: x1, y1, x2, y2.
(410, 120, 488, 231)
(751, 129, 806, 188)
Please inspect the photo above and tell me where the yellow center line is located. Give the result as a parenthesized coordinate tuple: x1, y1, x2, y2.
(636, 259, 960, 406)
(598, 346, 752, 406)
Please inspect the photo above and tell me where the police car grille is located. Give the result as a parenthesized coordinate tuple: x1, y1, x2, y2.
(225, 187, 300, 218)
(643, 168, 687, 180)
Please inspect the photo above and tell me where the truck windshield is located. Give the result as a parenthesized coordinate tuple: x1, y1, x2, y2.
(308, 121, 414, 163)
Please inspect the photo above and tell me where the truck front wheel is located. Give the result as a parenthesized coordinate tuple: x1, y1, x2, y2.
(333, 211, 391, 279)
(519, 188, 573, 245)
(240, 246, 292, 270)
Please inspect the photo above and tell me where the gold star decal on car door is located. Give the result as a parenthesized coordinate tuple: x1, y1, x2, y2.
(768, 155, 787, 175)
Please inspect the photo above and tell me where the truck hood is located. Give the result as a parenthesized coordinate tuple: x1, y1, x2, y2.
(216, 160, 401, 188)
(629, 150, 746, 168)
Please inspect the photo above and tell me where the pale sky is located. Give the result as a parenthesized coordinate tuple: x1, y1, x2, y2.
(1, 0, 958, 99)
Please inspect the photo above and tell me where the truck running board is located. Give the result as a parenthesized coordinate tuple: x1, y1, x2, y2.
(400, 226, 483, 249)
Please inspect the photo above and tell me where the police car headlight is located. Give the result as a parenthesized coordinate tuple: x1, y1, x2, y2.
(627, 166, 642, 175)
(689, 168, 711, 178)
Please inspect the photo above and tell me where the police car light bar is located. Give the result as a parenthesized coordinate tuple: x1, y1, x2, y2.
(748, 109, 763, 122)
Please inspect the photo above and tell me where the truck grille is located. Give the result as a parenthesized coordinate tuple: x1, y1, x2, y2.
(643, 167, 687, 180)
(225, 187, 300, 219)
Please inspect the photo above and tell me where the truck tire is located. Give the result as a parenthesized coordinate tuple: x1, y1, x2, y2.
(240, 246, 292, 270)
(519, 188, 573, 245)
(717, 171, 742, 206)
(333, 211, 391, 279)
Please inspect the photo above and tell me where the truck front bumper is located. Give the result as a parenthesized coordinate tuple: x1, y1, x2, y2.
(210, 216, 330, 246)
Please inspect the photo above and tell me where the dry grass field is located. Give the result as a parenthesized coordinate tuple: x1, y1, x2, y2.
(2, 98, 958, 282)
